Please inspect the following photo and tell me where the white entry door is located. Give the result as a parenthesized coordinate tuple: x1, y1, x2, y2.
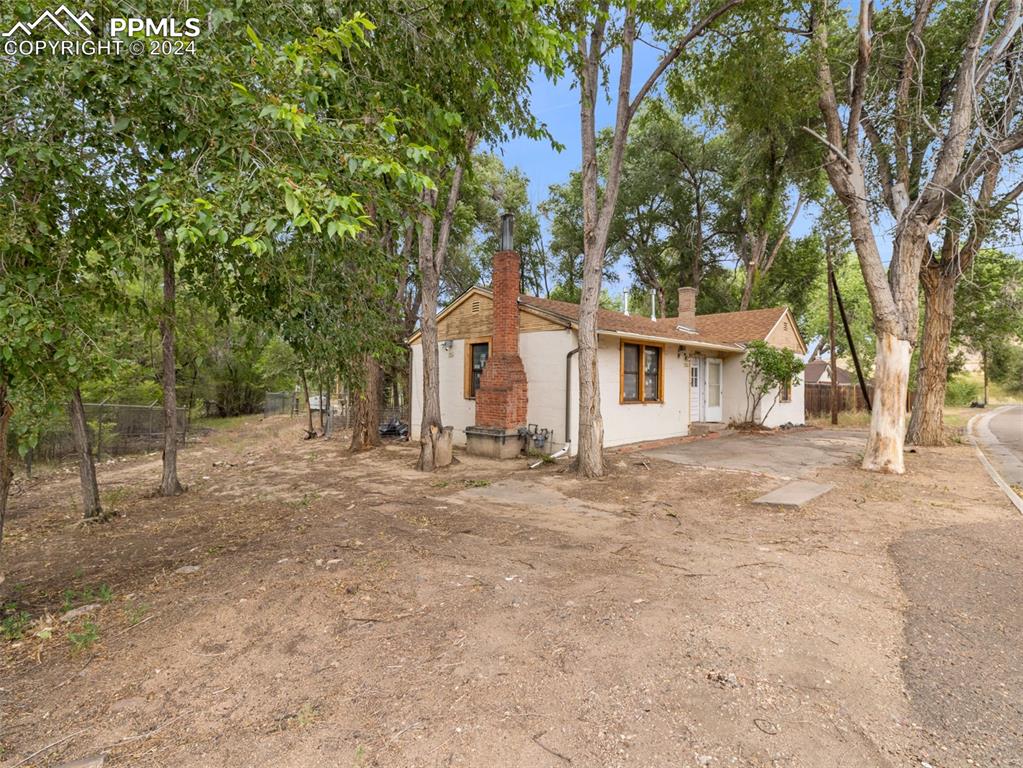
(689, 356, 703, 422)
(705, 358, 723, 422)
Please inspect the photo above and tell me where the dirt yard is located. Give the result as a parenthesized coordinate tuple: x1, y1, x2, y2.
(1, 417, 1019, 767)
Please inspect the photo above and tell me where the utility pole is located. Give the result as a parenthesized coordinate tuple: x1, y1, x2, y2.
(831, 269, 871, 412)
(827, 247, 838, 425)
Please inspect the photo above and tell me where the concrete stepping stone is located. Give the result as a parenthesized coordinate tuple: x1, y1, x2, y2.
(753, 480, 834, 508)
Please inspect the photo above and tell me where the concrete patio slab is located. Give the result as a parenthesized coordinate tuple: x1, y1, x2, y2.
(753, 480, 834, 508)
(641, 428, 865, 479)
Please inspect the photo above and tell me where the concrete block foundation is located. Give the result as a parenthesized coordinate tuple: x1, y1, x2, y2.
(465, 426, 524, 460)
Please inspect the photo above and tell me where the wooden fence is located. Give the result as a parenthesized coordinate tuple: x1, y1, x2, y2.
(804, 383, 913, 417)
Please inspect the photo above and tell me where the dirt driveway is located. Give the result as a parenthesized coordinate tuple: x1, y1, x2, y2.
(0, 419, 1019, 767)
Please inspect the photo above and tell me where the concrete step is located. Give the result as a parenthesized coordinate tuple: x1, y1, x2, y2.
(690, 421, 726, 437)
(753, 480, 834, 508)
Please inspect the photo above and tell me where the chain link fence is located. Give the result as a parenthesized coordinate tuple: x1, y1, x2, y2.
(273, 388, 409, 430)
(24, 401, 189, 463)
(264, 391, 298, 417)
(331, 397, 410, 429)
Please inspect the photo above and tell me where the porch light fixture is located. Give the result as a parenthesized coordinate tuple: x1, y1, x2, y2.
(500, 212, 515, 251)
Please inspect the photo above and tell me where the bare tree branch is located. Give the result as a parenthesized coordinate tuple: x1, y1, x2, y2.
(845, 0, 873, 159)
(802, 125, 852, 169)
(628, 0, 745, 118)
(763, 192, 805, 274)
(893, 0, 935, 190)
(975, 0, 1022, 88)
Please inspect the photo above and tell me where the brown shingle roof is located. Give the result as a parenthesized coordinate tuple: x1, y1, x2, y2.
(691, 307, 788, 345)
(805, 359, 853, 384)
(518, 294, 788, 349)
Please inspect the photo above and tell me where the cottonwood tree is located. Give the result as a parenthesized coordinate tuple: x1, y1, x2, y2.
(636, 104, 728, 299)
(412, 4, 564, 472)
(607, 107, 728, 316)
(143, 13, 438, 480)
(100, 15, 384, 493)
(561, 0, 744, 476)
(808, 0, 1023, 472)
(908, 166, 1023, 443)
(691, 15, 824, 311)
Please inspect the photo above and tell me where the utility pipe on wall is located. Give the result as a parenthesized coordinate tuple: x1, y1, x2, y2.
(565, 346, 579, 450)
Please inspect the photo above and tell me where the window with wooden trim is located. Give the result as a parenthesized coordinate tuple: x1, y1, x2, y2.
(464, 338, 490, 399)
(780, 378, 792, 403)
(620, 342, 663, 403)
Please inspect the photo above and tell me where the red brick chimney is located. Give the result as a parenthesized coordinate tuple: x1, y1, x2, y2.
(474, 216, 528, 430)
(677, 286, 697, 327)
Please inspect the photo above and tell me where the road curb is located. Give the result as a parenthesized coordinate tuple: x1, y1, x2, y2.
(967, 407, 1023, 515)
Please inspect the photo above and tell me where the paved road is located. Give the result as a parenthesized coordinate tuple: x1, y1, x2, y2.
(975, 405, 1023, 488)
(892, 405, 1023, 767)
(894, 519, 1023, 767)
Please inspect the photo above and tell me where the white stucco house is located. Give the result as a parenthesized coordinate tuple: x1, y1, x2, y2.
(408, 270, 807, 458)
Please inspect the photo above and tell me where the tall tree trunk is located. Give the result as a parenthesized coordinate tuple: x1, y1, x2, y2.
(351, 355, 382, 451)
(0, 381, 13, 551)
(69, 387, 102, 520)
(863, 331, 911, 473)
(576, 229, 606, 478)
(416, 142, 472, 472)
(300, 367, 314, 434)
(572, 1, 740, 477)
(907, 269, 955, 445)
(575, 13, 630, 479)
(739, 267, 756, 311)
(417, 190, 446, 472)
(739, 226, 787, 312)
(690, 203, 704, 290)
(157, 232, 183, 496)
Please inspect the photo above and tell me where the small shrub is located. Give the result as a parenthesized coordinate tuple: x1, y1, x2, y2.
(295, 702, 319, 727)
(945, 376, 982, 406)
(96, 487, 131, 518)
(463, 479, 490, 488)
(741, 341, 805, 425)
(61, 583, 113, 610)
(1, 604, 32, 641)
(124, 602, 150, 626)
(68, 618, 100, 652)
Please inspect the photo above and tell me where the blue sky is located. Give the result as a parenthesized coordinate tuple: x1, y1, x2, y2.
(495, 46, 667, 209)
